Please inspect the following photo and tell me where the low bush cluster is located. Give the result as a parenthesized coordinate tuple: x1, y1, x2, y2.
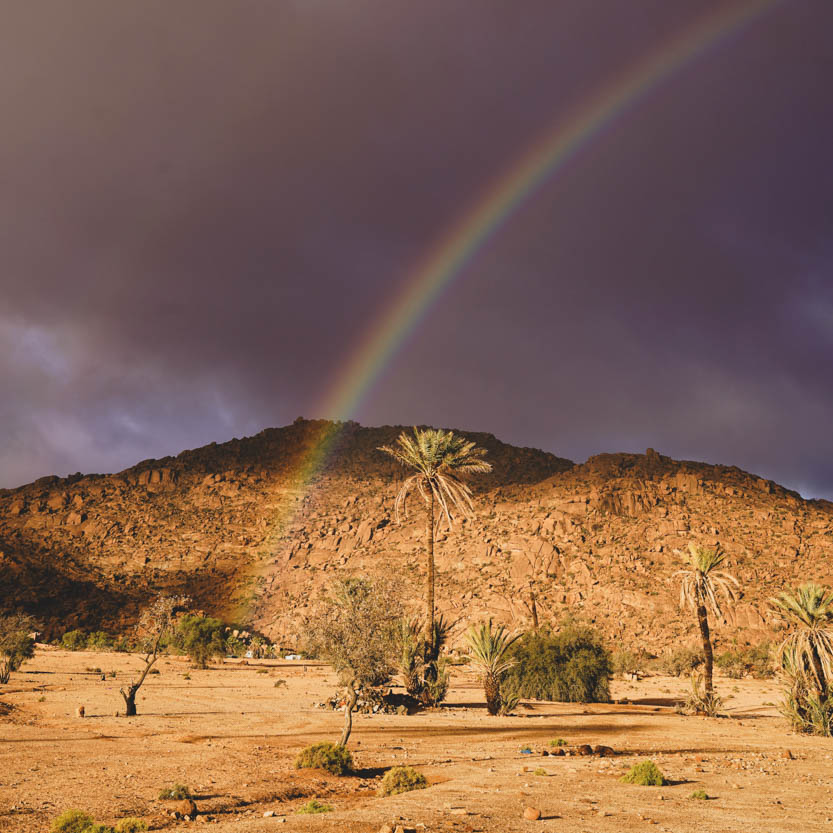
(378, 766, 428, 796)
(715, 642, 773, 679)
(620, 760, 666, 786)
(296, 800, 333, 814)
(659, 646, 704, 678)
(295, 742, 353, 775)
(51, 811, 147, 833)
(158, 784, 190, 800)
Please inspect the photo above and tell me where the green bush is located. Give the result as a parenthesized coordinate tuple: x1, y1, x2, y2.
(660, 646, 704, 677)
(689, 789, 708, 800)
(113, 820, 148, 833)
(620, 760, 666, 786)
(378, 766, 428, 796)
(174, 615, 226, 668)
(86, 631, 114, 651)
(715, 642, 773, 679)
(549, 738, 567, 747)
(295, 741, 352, 775)
(296, 800, 333, 814)
(60, 630, 88, 651)
(51, 810, 95, 833)
(500, 626, 611, 703)
(158, 784, 190, 800)
(82, 825, 114, 833)
(611, 647, 648, 677)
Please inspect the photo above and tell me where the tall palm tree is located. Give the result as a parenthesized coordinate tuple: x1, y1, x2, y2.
(771, 583, 833, 698)
(379, 427, 491, 656)
(466, 620, 520, 715)
(674, 543, 739, 698)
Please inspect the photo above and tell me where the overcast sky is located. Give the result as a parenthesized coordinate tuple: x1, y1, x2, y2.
(2, 1, 832, 498)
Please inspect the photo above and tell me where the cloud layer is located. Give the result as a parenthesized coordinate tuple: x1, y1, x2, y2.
(2, 1, 832, 497)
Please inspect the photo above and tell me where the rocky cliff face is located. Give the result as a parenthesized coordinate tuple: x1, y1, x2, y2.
(2, 419, 832, 650)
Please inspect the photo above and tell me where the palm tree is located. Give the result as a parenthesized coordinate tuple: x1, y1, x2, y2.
(770, 583, 833, 698)
(465, 620, 520, 715)
(674, 543, 738, 698)
(379, 427, 491, 657)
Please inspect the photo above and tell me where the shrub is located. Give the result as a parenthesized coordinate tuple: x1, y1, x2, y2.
(82, 825, 114, 833)
(533, 767, 547, 776)
(114, 820, 147, 833)
(60, 630, 88, 651)
(87, 631, 114, 651)
(611, 647, 648, 677)
(683, 672, 722, 716)
(690, 789, 708, 800)
(158, 784, 190, 800)
(715, 642, 773, 679)
(660, 647, 704, 677)
(174, 615, 226, 668)
(296, 800, 333, 814)
(500, 625, 611, 703)
(620, 760, 666, 786)
(378, 766, 428, 796)
(295, 742, 353, 775)
(50, 810, 95, 833)
(549, 738, 567, 747)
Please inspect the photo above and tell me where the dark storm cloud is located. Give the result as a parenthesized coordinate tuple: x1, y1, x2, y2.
(2, 1, 832, 496)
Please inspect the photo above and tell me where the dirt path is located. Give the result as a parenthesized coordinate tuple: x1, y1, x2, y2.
(2, 648, 830, 832)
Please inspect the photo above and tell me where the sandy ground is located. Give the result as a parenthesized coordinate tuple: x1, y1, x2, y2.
(2, 647, 832, 833)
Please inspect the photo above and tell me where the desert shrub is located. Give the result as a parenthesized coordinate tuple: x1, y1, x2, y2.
(86, 631, 114, 651)
(660, 646, 704, 677)
(0, 614, 37, 682)
(690, 789, 708, 800)
(682, 672, 722, 716)
(174, 615, 226, 668)
(60, 630, 88, 651)
(158, 784, 190, 800)
(82, 825, 114, 833)
(620, 760, 666, 786)
(296, 799, 333, 814)
(420, 657, 450, 707)
(549, 738, 567, 747)
(50, 810, 95, 833)
(378, 766, 428, 796)
(715, 642, 773, 679)
(533, 767, 547, 776)
(500, 625, 611, 703)
(113, 820, 148, 833)
(781, 684, 833, 736)
(611, 647, 648, 677)
(295, 741, 353, 775)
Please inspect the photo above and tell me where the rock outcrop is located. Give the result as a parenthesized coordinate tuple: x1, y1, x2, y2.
(2, 419, 831, 650)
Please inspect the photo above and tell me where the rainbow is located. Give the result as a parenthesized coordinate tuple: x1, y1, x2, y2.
(243, 0, 781, 608)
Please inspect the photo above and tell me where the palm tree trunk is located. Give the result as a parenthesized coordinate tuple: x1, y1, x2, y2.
(809, 641, 828, 699)
(696, 604, 714, 696)
(529, 592, 539, 631)
(426, 492, 435, 659)
(484, 672, 501, 716)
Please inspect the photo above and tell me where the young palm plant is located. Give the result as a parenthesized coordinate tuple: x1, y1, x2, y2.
(674, 543, 739, 707)
(771, 583, 833, 701)
(379, 427, 491, 659)
(465, 620, 520, 715)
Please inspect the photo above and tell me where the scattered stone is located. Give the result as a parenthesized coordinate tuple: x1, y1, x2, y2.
(577, 744, 593, 756)
(76, 705, 85, 718)
(379, 825, 394, 833)
(523, 807, 542, 821)
(782, 750, 794, 760)
(263, 810, 275, 818)
(594, 745, 615, 757)
(177, 798, 198, 820)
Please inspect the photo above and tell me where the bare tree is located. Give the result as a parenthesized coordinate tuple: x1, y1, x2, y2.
(120, 596, 188, 716)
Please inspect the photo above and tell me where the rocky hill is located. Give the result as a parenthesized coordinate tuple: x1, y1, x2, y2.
(2, 419, 832, 651)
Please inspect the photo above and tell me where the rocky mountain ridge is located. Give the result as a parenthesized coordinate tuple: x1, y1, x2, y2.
(2, 419, 832, 650)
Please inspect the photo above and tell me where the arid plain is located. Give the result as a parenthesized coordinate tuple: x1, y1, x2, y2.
(3, 647, 832, 833)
